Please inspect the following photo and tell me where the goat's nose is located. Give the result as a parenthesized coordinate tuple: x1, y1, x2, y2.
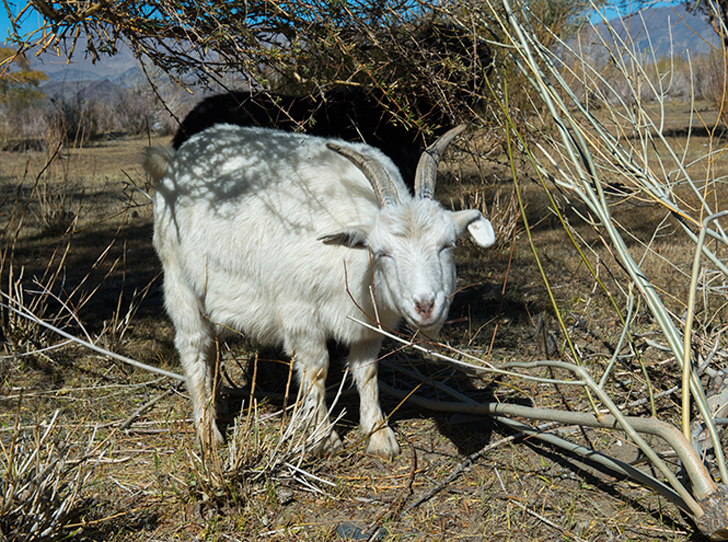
(415, 297, 435, 319)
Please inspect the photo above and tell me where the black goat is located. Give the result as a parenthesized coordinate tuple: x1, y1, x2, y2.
(172, 87, 427, 182)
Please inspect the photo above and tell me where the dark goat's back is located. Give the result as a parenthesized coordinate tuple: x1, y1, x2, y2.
(172, 88, 425, 183)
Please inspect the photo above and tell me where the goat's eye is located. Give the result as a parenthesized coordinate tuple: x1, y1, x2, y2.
(440, 242, 456, 253)
(375, 250, 392, 260)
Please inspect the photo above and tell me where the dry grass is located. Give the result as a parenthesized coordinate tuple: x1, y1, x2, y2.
(0, 102, 726, 541)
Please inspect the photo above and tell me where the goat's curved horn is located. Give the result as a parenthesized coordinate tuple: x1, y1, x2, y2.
(415, 124, 467, 200)
(327, 142, 400, 207)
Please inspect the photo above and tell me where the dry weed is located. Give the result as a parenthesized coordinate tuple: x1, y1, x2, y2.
(0, 405, 100, 541)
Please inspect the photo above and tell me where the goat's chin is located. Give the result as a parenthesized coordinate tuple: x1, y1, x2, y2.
(406, 317, 445, 338)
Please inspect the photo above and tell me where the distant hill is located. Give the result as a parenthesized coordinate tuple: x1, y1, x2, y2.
(31, 36, 139, 82)
(593, 4, 720, 58)
(25, 36, 143, 102)
(41, 78, 131, 102)
(44, 67, 101, 83)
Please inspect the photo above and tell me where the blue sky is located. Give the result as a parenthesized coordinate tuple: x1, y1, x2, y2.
(1, 1, 45, 43)
(589, 1, 674, 23)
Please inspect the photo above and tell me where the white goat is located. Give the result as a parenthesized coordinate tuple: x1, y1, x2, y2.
(143, 123, 495, 459)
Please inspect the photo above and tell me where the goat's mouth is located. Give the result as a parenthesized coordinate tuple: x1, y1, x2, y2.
(406, 321, 445, 341)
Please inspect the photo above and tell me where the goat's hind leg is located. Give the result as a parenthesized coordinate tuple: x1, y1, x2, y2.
(163, 269, 225, 447)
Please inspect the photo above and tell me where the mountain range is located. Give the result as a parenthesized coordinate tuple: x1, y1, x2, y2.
(594, 4, 721, 58)
(26, 37, 142, 101)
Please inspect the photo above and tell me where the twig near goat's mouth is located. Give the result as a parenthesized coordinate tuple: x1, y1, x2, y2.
(349, 315, 578, 386)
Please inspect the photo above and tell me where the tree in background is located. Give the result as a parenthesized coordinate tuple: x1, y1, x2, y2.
(13, 0, 488, 135)
(681, 0, 728, 125)
(0, 46, 47, 106)
(0, 46, 48, 148)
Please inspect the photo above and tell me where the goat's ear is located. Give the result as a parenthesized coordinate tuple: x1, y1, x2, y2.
(451, 210, 496, 248)
(317, 226, 369, 248)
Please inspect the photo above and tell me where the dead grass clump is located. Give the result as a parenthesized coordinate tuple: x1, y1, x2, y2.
(32, 176, 82, 236)
(28, 144, 89, 237)
(129, 354, 341, 527)
(0, 406, 98, 541)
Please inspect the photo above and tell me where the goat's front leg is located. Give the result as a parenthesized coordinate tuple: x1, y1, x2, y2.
(290, 340, 342, 456)
(349, 341, 400, 459)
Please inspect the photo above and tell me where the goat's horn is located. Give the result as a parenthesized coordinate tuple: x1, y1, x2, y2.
(414, 124, 467, 200)
(327, 142, 400, 207)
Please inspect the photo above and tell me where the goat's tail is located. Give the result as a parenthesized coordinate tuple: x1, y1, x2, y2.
(142, 146, 175, 183)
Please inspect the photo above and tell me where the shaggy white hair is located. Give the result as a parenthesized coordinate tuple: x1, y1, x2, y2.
(143, 123, 494, 459)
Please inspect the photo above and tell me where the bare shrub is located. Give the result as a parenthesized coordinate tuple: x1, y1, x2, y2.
(25, 142, 84, 236)
(462, 185, 517, 248)
(44, 94, 106, 148)
(0, 152, 84, 351)
(653, 57, 693, 102)
(566, 28, 714, 107)
(701, 51, 728, 126)
(150, 85, 185, 135)
(112, 87, 157, 135)
(110, 71, 187, 135)
(0, 100, 49, 151)
(32, 176, 82, 236)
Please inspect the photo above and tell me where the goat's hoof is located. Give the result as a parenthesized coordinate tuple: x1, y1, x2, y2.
(311, 430, 343, 457)
(197, 420, 226, 449)
(212, 424, 225, 444)
(365, 426, 400, 460)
